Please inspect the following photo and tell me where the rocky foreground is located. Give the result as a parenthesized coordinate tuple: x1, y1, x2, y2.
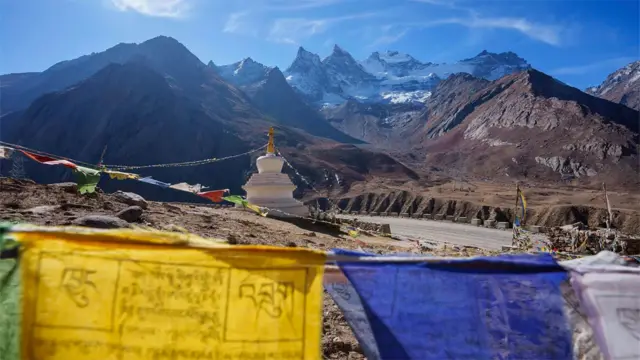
(1, 177, 499, 359)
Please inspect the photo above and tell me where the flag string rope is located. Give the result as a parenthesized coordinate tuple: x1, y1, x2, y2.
(103, 144, 268, 170)
(276, 147, 340, 212)
(0, 141, 98, 168)
(0, 141, 267, 170)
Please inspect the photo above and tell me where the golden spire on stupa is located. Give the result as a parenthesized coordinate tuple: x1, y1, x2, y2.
(267, 127, 275, 154)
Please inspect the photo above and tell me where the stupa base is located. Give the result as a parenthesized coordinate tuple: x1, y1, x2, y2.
(243, 198, 309, 218)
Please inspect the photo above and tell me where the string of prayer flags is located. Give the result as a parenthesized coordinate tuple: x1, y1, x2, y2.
(334, 250, 573, 360)
(222, 195, 267, 216)
(0, 146, 14, 160)
(12, 226, 326, 360)
(103, 169, 140, 180)
(19, 150, 77, 169)
(138, 176, 170, 188)
(73, 166, 101, 194)
(170, 182, 203, 194)
(568, 265, 640, 360)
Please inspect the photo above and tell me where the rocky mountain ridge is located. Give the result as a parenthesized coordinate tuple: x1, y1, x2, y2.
(406, 69, 639, 187)
(586, 60, 640, 111)
(214, 46, 531, 106)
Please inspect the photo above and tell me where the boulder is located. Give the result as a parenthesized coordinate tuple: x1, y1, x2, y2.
(49, 182, 77, 193)
(116, 206, 143, 223)
(71, 215, 131, 229)
(113, 191, 148, 209)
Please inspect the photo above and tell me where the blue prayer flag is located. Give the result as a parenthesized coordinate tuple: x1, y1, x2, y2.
(334, 250, 573, 360)
(324, 267, 381, 360)
(138, 176, 170, 188)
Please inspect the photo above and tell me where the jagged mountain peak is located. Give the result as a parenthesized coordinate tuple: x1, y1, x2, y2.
(215, 57, 270, 87)
(331, 44, 349, 56)
(586, 60, 640, 111)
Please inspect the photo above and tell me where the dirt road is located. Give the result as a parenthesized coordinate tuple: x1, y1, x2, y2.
(340, 215, 541, 250)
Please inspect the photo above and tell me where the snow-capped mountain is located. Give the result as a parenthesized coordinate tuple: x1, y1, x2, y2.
(283, 47, 530, 106)
(209, 57, 271, 86)
(586, 60, 640, 111)
(213, 47, 531, 107)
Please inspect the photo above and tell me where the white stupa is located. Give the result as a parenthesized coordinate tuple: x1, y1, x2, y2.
(242, 128, 308, 218)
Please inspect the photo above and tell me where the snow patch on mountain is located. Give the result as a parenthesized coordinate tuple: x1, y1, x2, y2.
(214, 47, 531, 107)
(214, 58, 271, 86)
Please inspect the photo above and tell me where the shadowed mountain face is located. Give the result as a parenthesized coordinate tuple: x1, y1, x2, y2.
(0, 43, 416, 200)
(213, 63, 364, 144)
(406, 69, 639, 188)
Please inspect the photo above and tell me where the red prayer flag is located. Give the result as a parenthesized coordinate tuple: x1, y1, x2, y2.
(20, 150, 78, 169)
(197, 189, 229, 203)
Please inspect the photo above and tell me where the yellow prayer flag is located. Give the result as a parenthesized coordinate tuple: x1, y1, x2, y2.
(104, 169, 140, 180)
(15, 227, 326, 360)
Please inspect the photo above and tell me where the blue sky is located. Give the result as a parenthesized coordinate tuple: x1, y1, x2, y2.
(1, 0, 638, 89)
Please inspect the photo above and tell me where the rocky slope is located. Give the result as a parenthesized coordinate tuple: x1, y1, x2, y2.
(330, 190, 640, 234)
(586, 60, 640, 111)
(0, 38, 417, 201)
(407, 69, 639, 188)
(319, 100, 423, 146)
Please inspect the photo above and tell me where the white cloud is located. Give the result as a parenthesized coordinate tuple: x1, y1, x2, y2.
(550, 57, 636, 75)
(410, 0, 565, 46)
(464, 16, 561, 46)
(110, 0, 189, 18)
(369, 25, 408, 47)
(268, 12, 378, 44)
(224, 12, 256, 35)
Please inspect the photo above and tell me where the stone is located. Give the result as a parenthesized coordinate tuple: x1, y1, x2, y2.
(497, 222, 511, 230)
(484, 220, 496, 228)
(528, 225, 542, 233)
(471, 218, 482, 226)
(445, 215, 454, 221)
(49, 182, 77, 193)
(116, 206, 143, 223)
(25, 205, 59, 214)
(457, 217, 468, 223)
(162, 203, 182, 213)
(389, 212, 398, 217)
(242, 151, 307, 218)
(71, 215, 131, 229)
(113, 191, 148, 209)
(434, 214, 444, 220)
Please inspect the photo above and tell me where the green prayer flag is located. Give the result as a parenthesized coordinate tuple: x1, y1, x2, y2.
(222, 195, 247, 207)
(74, 166, 101, 194)
(0, 259, 20, 360)
(222, 196, 267, 216)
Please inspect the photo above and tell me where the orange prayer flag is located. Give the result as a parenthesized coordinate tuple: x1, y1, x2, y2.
(197, 189, 229, 203)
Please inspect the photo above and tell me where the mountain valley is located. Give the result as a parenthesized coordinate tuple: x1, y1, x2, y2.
(1, 35, 638, 210)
